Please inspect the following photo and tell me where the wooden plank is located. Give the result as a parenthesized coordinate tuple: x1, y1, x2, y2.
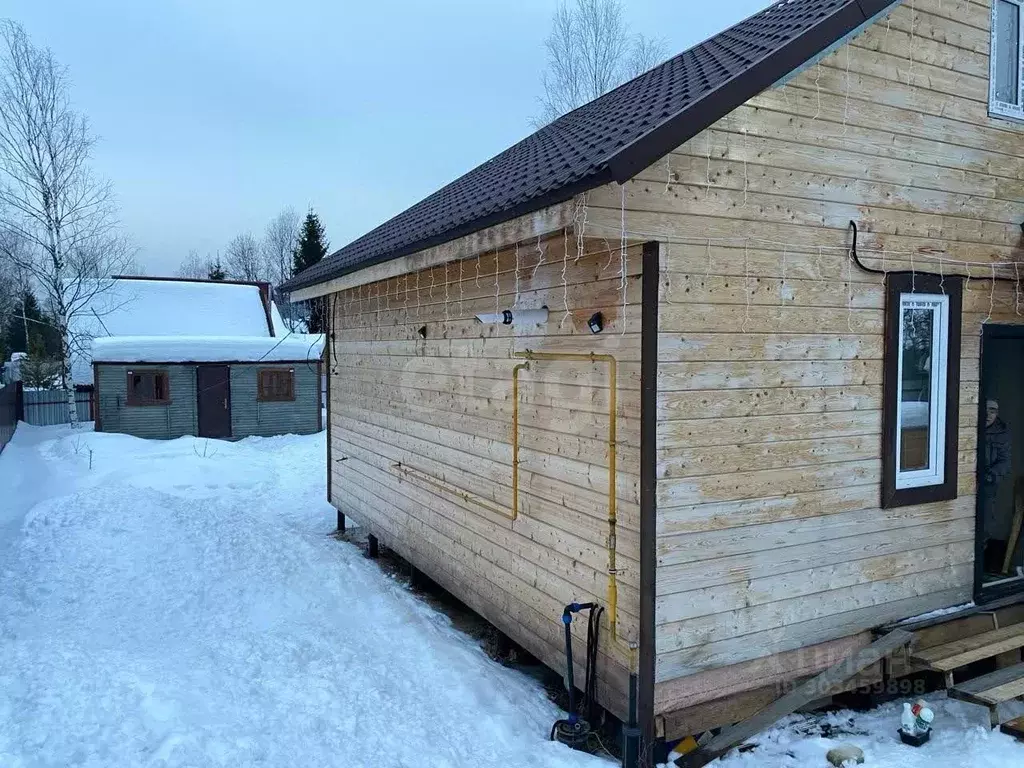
(655, 633, 871, 714)
(911, 625, 1024, 672)
(951, 664, 1024, 706)
(657, 519, 973, 596)
(656, 564, 971, 655)
(658, 542, 973, 624)
(675, 631, 913, 768)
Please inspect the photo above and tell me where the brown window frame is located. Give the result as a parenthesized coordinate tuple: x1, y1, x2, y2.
(125, 369, 171, 406)
(257, 368, 295, 402)
(881, 272, 962, 509)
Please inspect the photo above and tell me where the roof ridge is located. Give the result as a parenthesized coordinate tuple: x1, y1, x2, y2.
(284, 0, 901, 293)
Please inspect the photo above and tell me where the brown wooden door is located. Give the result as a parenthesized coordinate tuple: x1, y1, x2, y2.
(196, 365, 232, 438)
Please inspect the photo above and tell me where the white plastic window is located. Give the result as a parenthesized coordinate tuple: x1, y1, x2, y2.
(991, 0, 1024, 120)
(895, 293, 950, 490)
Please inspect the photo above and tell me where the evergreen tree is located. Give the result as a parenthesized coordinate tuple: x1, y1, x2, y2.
(21, 333, 59, 388)
(292, 211, 329, 333)
(207, 256, 227, 281)
(5, 291, 52, 354)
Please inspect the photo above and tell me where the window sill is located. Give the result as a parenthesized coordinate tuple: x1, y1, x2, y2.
(126, 400, 173, 407)
(989, 107, 1024, 125)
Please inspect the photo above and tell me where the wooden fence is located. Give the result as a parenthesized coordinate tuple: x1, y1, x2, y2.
(0, 381, 23, 454)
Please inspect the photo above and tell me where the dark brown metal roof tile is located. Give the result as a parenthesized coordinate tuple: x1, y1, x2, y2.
(285, 0, 898, 292)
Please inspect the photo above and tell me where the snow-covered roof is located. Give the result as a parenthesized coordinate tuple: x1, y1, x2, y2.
(92, 335, 324, 364)
(69, 278, 277, 383)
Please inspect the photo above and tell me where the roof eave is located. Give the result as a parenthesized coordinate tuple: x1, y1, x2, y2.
(282, 168, 616, 294)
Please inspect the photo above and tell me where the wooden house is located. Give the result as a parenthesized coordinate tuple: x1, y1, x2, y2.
(284, 0, 1024, 761)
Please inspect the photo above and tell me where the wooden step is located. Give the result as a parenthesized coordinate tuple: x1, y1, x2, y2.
(910, 623, 1024, 672)
(949, 663, 1024, 707)
(1001, 716, 1024, 741)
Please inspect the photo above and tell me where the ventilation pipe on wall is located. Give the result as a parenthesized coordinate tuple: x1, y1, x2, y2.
(475, 308, 549, 326)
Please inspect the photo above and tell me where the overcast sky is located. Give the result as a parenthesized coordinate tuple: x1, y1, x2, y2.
(5, 0, 770, 276)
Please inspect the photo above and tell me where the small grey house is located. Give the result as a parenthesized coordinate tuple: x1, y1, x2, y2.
(93, 336, 323, 440)
(83, 277, 323, 440)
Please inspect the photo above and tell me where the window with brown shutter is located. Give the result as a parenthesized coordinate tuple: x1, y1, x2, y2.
(257, 369, 295, 402)
(126, 370, 171, 406)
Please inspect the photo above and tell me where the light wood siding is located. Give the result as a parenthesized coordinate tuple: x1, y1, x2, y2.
(230, 363, 321, 437)
(96, 364, 198, 439)
(327, 235, 643, 716)
(96, 362, 320, 440)
(587, 0, 1023, 714)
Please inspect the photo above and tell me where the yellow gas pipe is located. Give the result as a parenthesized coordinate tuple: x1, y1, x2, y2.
(511, 350, 623, 641)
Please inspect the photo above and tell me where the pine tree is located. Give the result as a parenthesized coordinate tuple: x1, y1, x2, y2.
(207, 256, 227, 281)
(292, 211, 329, 333)
(5, 291, 44, 354)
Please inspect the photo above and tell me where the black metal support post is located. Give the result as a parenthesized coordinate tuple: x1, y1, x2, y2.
(337, 511, 346, 533)
(367, 534, 379, 559)
(623, 672, 641, 768)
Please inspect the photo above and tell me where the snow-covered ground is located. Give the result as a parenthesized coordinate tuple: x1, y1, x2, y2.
(0, 423, 599, 767)
(712, 697, 1024, 767)
(2, 424, 1023, 767)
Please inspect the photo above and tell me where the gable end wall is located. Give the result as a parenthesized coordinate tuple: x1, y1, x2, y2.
(587, 0, 1023, 717)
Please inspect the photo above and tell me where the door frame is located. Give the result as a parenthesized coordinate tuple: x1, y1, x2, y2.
(195, 364, 233, 439)
(974, 323, 1024, 604)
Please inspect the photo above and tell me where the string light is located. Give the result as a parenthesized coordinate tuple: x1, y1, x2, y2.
(514, 241, 521, 309)
(444, 261, 450, 324)
(583, 221, 1024, 278)
(846, 239, 854, 333)
(705, 130, 714, 199)
(664, 155, 673, 195)
(533, 234, 546, 280)
(459, 259, 465, 315)
(561, 226, 571, 327)
(779, 245, 788, 322)
(841, 44, 851, 139)
(494, 249, 500, 318)
(985, 263, 996, 327)
(742, 241, 751, 333)
(813, 63, 822, 121)
(575, 195, 588, 264)
(705, 238, 713, 285)
(740, 127, 749, 208)
(907, 0, 916, 88)
(619, 184, 628, 335)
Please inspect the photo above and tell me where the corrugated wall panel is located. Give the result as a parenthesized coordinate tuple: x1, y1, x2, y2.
(96, 365, 197, 439)
(230, 363, 321, 438)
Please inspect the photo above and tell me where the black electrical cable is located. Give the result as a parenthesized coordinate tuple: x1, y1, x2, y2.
(848, 220, 1022, 282)
(584, 604, 603, 725)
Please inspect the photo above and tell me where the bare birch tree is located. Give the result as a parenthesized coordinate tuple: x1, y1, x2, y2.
(535, 0, 667, 125)
(261, 207, 300, 329)
(177, 248, 214, 279)
(0, 20, 133, 424)
(224, 232, 266, 282)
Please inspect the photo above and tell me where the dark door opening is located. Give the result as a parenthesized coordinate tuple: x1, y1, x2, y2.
(196, 365, 232, 439)
(976, 325, 1024, 602)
